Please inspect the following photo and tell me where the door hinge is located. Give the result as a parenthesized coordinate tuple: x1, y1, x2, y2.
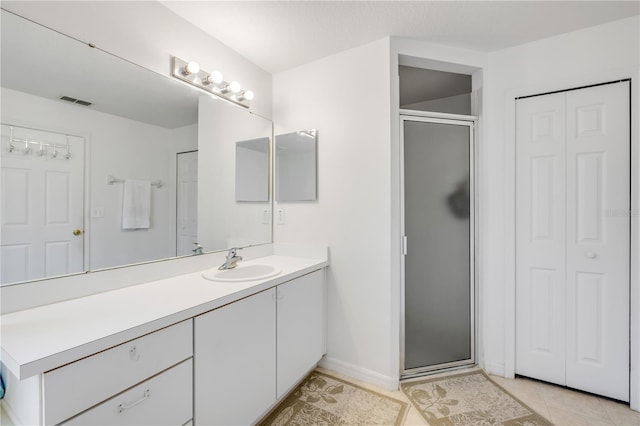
(402, 235, 408, 256)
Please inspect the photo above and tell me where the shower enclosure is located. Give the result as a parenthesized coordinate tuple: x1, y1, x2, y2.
(401, 111, 475, 377)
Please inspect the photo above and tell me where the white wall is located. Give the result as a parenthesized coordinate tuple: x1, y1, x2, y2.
(1, 1, 273, 118)
(481, 15, 640, 407)
(1, 87, 197, 269)
(273, 38, 394, 387)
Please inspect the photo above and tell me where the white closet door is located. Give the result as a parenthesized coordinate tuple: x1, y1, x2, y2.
(515, 92, 567, 385)
(565, 82, 630, 401)
(516, 81, 630, 402)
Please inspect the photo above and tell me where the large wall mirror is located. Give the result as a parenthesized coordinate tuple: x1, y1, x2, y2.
(0, 9, 272, 286)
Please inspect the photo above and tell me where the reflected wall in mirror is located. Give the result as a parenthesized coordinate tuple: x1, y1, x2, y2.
(199, 98, 272, 251)
(236, 138, 269, 202)
(0, 9, 273, 286)
(275, 130, 318, 201)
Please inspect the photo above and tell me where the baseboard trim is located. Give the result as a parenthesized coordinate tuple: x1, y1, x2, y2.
(318, 356, 399, 391)
(483, 362, 507, 378)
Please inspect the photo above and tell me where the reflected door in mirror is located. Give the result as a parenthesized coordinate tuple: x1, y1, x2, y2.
(176, 151, 198, 256)
(1, 125, 85, 284)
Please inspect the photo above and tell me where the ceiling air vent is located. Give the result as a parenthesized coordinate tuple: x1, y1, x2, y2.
(59, 96, 92, 106)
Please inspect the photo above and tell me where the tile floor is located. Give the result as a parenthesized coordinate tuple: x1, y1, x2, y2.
(317, 367, 640, 425)
(2, 367, 638, 425)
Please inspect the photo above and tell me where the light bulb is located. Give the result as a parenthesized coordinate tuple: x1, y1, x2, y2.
(229, 81, 241, 93)
(203, 70, 224, 86)
(182, 61, 200, 76)
(243, 90, 254, 101)
(210, 70, 224, 84)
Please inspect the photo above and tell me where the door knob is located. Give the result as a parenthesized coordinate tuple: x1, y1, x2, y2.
(73, 229, 82, 236)
(586, 251, 597, 259)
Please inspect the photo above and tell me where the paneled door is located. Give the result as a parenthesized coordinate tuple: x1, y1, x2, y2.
(1, 125, 85, 284)
(515, 81, 630, 401)
(176, 150, 198, 256)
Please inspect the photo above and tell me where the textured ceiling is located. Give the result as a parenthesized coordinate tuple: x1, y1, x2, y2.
(162, 1, 640, 74)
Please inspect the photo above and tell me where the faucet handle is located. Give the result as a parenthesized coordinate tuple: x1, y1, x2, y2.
(229, 247, 242, 256)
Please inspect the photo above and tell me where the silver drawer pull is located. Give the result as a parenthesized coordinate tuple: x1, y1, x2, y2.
(118, 389, 150, 413)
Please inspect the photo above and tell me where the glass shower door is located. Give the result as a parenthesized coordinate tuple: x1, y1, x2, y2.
(401, 115, 474, 375)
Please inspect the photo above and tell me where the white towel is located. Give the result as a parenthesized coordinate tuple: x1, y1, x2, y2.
(122, 179, 151, 229)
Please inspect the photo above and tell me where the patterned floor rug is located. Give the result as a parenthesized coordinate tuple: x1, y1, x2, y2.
(260, 370, 409, 425)
(401, 370, 553, 425)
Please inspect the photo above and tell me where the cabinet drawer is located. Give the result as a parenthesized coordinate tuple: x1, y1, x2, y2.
(63, 358, 192, 425)
(44, 320, 192, 425)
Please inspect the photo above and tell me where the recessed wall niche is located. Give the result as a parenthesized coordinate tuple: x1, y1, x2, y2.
(399, 66, 472, 115)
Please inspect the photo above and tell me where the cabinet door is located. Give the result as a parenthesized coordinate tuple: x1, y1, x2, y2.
(277, 270, 326, 398)
(194, 288, 276, 425)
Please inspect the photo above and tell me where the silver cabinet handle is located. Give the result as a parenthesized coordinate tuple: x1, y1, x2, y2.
(118, 389, 150, 413)
(586, 251, 597, 259)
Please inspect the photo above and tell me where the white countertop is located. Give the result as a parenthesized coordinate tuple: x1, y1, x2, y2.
(1, 254, 328, 380)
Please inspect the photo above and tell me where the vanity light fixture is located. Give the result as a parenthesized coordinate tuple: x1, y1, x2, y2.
(228, 81, 241, 93)
(171, 56, 253, 108)
(181, 61, 200, 76)
(203, 70, 224, 86)
(236, 90, 254, 102)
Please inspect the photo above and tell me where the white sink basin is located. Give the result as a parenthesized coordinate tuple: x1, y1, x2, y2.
(202, 264, 282, 282)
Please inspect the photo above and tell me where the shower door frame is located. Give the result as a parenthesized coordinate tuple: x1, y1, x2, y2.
(399, 110, 478, 378)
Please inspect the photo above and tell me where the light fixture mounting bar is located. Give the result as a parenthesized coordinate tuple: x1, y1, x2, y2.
(171, 56, 251, 108)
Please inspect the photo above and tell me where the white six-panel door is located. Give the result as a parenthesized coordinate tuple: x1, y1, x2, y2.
(515, 81, 630, 401)
(176, 151, 198, 256)
(515, 92, 568, 386)
(1, 126, 85, 284)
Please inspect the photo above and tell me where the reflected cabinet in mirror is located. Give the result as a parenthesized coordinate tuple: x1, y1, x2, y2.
(0, 9, 273, 286)
(275, 130, 317, 202)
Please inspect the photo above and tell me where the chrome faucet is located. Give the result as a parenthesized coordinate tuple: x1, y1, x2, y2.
(219, 247, 243, 270)
(192, 243, 204, 255)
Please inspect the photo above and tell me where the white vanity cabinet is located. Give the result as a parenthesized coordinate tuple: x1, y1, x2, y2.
(63, 359, 192, 426)
(3, 320, 194, 425)
(46, 320, 193, 425)
(194, 269, 326, 425)
(194, 288, 277, 426)
(1, 253, 328, 426)
(276, 269, 326, 398)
